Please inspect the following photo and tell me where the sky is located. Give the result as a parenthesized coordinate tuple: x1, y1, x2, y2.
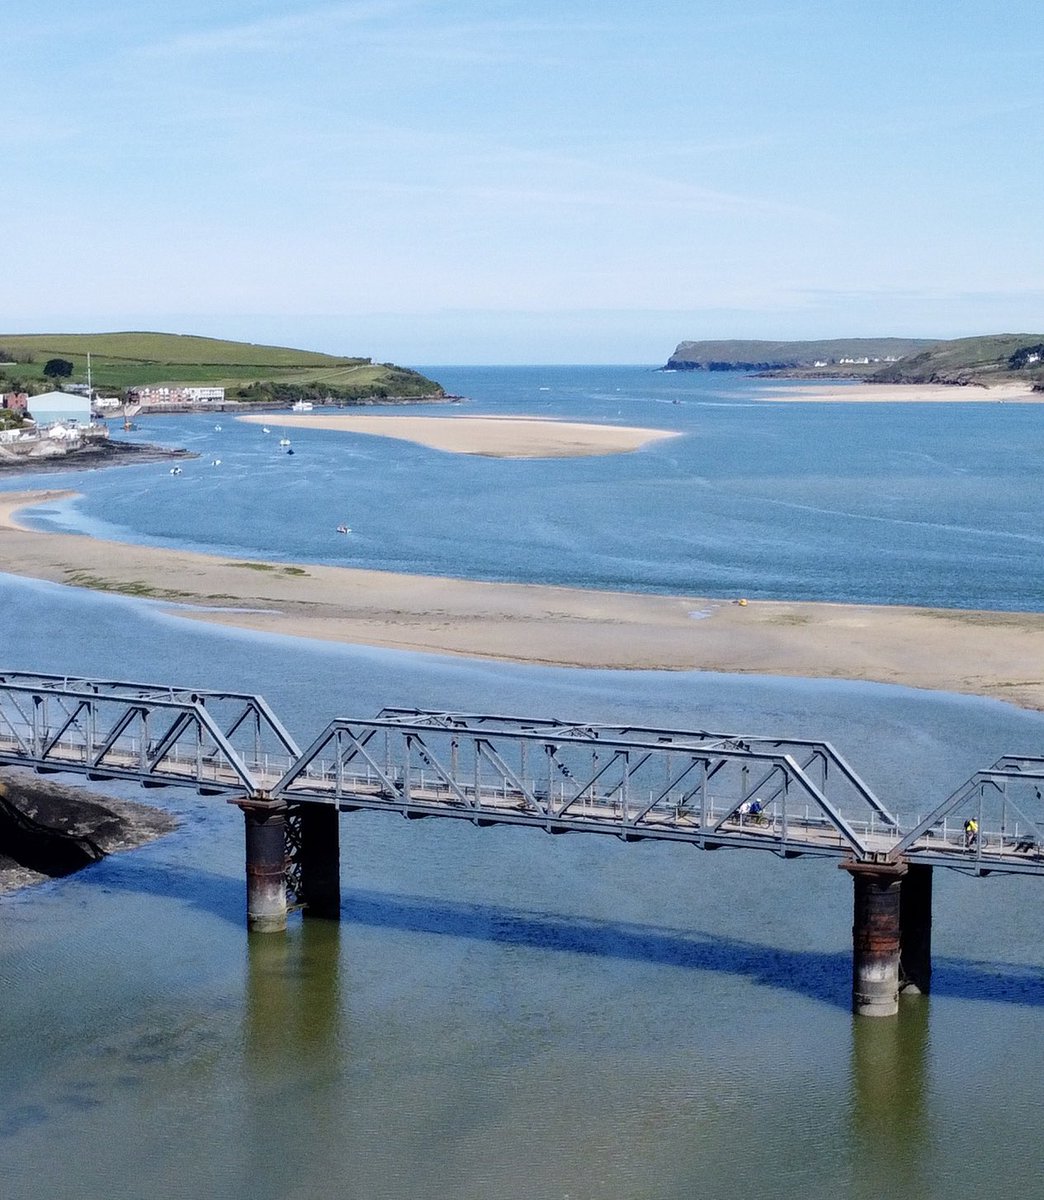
(3, 0, 1042, 364)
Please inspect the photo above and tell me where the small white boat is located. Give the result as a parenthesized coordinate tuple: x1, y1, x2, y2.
(291, 400, 313, 412)
(211, 459, 222, 466)
(214, 424, 222, 431)
(279, 438, 292, 446)
(262, 426, 271, 434)
(336, 524, 351, 535)
(169, 466, 182, 476)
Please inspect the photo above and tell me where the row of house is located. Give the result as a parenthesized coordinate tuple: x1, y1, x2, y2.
(3, 384, 226, 417)
(127, 385, 225, 405)
(2, 383, 228, 431)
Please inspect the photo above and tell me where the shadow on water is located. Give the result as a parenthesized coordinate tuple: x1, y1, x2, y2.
(76, 860, 1044, 1013)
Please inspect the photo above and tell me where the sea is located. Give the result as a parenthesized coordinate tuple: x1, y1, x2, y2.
(1, 365, 1042, 1200)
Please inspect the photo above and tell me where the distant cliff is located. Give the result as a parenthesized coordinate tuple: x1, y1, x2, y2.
(870, 334, 1044, 386)
(665, 338, 932, 373)
(665, 334, 1044, 387)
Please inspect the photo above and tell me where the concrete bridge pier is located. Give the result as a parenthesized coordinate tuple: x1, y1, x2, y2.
(295, 804, 341, 920)
(242, 797, 288, 933)
(842, 860, 907, 1017)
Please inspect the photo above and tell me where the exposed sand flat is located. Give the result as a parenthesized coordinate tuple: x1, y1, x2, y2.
(759, 382, 1042, 403)
(3, 490, 1044, 711)
(238, 412, 681, 457)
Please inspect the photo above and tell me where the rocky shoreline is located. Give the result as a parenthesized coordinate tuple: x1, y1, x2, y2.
(0, 439, 196, 476)
(0, 769, 177, 894)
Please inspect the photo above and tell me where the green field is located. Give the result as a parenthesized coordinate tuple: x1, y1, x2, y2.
(0, 331, 443, 399)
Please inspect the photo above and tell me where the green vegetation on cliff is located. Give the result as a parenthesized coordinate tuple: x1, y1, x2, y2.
(871, 334, 1044, 386)
(666, 338, 933, 372)
(0, 332, 443, 400)
(666, 334, 1044, 386)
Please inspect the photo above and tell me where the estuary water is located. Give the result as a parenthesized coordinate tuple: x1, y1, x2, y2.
(1, 366, 1043, 1200)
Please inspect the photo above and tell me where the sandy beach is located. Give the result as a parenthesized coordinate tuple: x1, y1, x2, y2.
(237, 412, 681, 457)
(757, 382, 1043, 403)
(3, 489, 1043, 712)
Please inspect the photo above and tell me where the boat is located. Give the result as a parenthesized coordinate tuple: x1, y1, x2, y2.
(278, 438, 292, 446)
(214, 424, 222, 431)
(169, 466, 182, 476)
(291, 400, 313, 412)
(336, 524, 351, 534)
(262, 426, 271, 434)
(286, 448, 295, 456)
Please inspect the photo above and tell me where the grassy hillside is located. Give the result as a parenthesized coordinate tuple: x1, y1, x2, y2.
(0, 331, 443, 400)
(666, 337, 933, 370)
(870, 334, 1044, 386)
(666, 334, 1044, 386)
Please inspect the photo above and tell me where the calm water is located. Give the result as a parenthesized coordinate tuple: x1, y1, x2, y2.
(2, 367, 1043, 1199)
(9, 366, 1044, 609)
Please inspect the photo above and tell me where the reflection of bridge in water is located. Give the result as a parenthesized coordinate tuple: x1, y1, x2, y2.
(2, 670, 1042, 1016)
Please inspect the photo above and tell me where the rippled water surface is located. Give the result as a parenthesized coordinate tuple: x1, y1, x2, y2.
(2, 367, 1042, 1199)
(8, 365, 1044, 609)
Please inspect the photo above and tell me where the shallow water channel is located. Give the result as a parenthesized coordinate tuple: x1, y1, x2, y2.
(2, 571, 1043, 1200)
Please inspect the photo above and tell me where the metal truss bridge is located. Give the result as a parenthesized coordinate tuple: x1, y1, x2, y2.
(0, 671, 1041, 878)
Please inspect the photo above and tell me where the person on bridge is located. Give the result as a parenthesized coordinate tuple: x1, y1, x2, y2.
(964, 817, 979, 849)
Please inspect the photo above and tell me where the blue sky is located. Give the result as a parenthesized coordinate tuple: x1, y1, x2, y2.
(4, 0, 1042, 363)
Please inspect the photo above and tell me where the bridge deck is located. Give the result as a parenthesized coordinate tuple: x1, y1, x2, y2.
(1, 672, 1042, 876)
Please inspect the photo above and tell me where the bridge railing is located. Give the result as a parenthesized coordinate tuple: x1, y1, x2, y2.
(2, 671, 1042, 874)
(377, 707, 899, 833)
(0, 672, 299, 793)
(270, 717, 874, 858)
(891, 755, 1044, 871)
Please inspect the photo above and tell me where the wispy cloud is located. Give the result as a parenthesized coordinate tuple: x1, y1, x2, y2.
(146, 0, 416, 56)
(139, 1, 629, 67)
(317, 135, 840, 225)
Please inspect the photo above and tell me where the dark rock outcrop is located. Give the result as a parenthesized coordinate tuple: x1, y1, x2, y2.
(0, 440, 196, 476)
(0, 769, 177, 893)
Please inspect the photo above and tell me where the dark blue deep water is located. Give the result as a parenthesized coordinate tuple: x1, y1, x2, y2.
(1, 367, 1042, 1200)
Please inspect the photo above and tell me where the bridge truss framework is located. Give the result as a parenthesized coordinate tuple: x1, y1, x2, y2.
(1, 670, 1041, 1015)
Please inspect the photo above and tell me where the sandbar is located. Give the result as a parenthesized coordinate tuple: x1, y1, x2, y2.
(2, 490, 1043, 712)
(237, 413, 680, 457)
(758, 382, 1042, 403)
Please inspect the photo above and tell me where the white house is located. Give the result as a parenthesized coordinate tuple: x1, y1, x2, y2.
(26, 390, 92, 427)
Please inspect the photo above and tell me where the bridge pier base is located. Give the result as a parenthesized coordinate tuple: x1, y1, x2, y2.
(899, 864, 933, 995)
(242, 800, 288, 933)
(297, 804, 341, 920)
(842, 860, 906, 1017)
